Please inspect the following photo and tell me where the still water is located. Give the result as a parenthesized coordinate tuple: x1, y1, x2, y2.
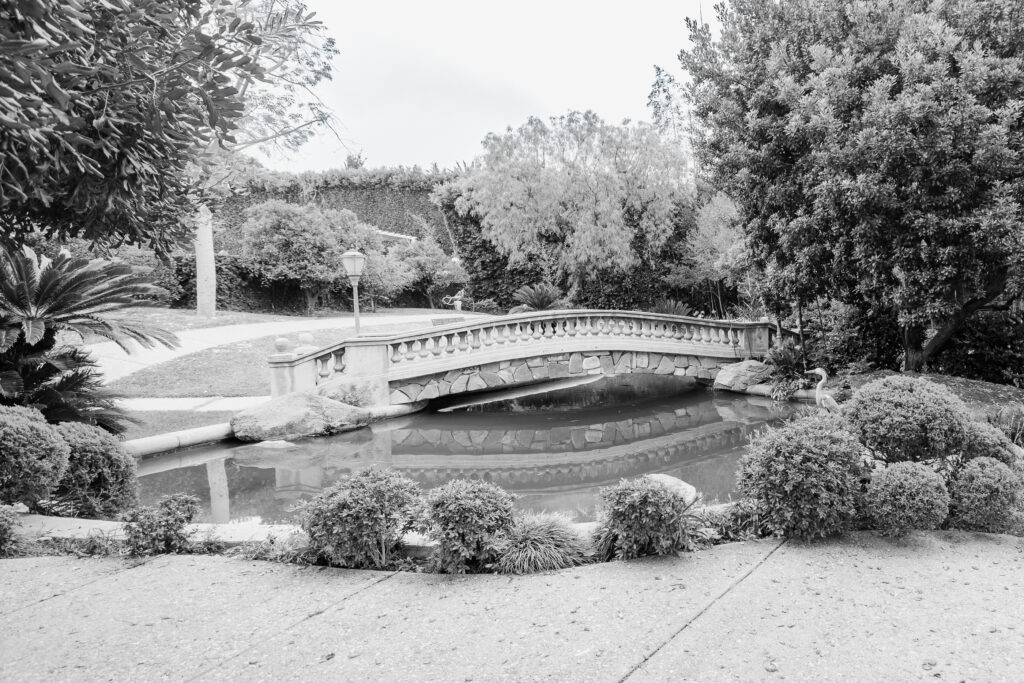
(137, 376, 801, 524)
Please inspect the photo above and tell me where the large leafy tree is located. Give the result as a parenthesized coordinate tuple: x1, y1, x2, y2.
(677, 0, 1024, 370)
(239, 200, 405, 313)
(445, 111, 693, 299)
(0, 0, 332, 254)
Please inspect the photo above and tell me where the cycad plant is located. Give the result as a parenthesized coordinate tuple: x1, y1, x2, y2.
(508, 283, 570, 314)
(650, 299, 694, 316)
(0, 246, 178, 433)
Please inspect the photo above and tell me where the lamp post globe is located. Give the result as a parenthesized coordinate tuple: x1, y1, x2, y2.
(341, 250, 366, 335)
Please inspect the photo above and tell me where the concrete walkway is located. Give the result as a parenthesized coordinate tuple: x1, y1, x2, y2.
(117, 396, 270, 412)
(2, 531, 1022, 681)
(89, 313, 477, 384)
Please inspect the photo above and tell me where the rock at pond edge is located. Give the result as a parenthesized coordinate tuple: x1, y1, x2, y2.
(231, 392, 371, 442)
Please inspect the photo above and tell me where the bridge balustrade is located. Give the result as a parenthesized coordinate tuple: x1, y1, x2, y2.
(267, 309, 774, 402)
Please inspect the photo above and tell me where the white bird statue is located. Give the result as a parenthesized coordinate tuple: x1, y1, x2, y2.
(805, 368, 840, 413)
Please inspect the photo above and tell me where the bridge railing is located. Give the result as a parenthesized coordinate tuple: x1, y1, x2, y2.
(267, 309, 773, 398)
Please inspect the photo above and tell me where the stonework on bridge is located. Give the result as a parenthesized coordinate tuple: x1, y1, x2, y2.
(267, 310, 775, 407)
(388, 350, 729, 404)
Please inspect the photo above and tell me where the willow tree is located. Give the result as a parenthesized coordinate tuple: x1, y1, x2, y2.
(446, 111, 693, 302)
(676, 0, 1024, 370)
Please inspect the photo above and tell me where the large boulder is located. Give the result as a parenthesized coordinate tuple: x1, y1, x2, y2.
(231, 392, 371, 442)
(713, 360, 774, 393)
(646, 473, 699, 507)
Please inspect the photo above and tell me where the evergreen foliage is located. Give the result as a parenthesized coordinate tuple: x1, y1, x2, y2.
(676, 0, 1024, 370)
(737, 414, 867, 540)
(0, 405, 70, 505)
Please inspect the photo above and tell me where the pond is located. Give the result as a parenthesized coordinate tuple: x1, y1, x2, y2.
(137, 376, 803, 525)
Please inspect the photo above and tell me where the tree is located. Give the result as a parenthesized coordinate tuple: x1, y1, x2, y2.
(445, 111, 693, 299)
(239, 200, 395, 313)
(0, 246, 178, 433)
(664, 192, 746, 317)
(389, 238, 466, 308)
(0, 0, 329, 254)
(677, 0, 1024, 370)
(240, 200, 345, 313)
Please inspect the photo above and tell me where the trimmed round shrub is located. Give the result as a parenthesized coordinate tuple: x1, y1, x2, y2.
(300, 469, 421, 569)
(948, 457, 1022, 533)
(595, 476, 698, 560)
(422, 479, 515, 574)
(842, 375, 969, 464)
(122, 493, 200, 556)
(737, 414, 867, 540)
(866, 463, 949, 537)
(0, 405, 70, 505)
(52, 422, 138, 519)
(959, 421, 1023, 473)
(0, 504, 19, 554)
(496, 513, 589, 574)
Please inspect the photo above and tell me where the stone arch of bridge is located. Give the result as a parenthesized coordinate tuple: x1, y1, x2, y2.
(387, 349, 728, 404)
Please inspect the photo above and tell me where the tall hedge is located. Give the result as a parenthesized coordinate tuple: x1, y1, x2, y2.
(213, 168, 457, 255)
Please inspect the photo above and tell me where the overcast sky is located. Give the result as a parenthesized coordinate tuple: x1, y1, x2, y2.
(248, 0, 709, 172)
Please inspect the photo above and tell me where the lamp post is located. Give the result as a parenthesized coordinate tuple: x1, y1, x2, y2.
(341, 249, 366, 335)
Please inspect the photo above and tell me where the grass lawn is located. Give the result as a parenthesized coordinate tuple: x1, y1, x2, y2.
(107, 323, 423, 398)
(121, 410, 236, 440)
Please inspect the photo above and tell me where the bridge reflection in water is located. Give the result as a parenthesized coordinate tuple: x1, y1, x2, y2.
(137, 377, 800, 524)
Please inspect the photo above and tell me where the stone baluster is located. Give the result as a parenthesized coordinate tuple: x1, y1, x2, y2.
(316, 353, 333, 382)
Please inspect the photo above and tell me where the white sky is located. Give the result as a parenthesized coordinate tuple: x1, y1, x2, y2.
(249, 0, 709, 172)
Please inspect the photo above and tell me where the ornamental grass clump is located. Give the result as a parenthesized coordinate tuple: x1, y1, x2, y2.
(422, 479, 515, 574)
(0, 405, 70, 505)
(300, 469, 421, 569)
(737, 414, 867, 540)
(496, 513, 590, 574)
(122, 493, 200, 556)
(842, 375, 969, 466)
(50, 422, 138, 519)
(595, 476, 698, 560)
(866, 463, 949, 537)
(948, 457, 1022, 533)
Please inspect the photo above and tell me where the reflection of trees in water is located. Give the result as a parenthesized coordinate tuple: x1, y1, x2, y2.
(462, 375, 693, 413)
(137, 384, 799, 524)
(138, 465, 209, 510)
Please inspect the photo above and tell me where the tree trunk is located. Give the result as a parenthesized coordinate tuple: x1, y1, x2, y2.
(194, 203, 217, 318)
(303, 288, 318, 315)
(795, 300, 807, 370)
(902, 325, 926, 372)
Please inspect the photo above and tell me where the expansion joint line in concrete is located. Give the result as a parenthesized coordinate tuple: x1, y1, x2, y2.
(1, 554, 160, 618)
(618, 539, 788, 682)
(186, 569, 401, 681)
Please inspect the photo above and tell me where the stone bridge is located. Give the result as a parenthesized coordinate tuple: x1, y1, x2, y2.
(267, 310, 774, 405)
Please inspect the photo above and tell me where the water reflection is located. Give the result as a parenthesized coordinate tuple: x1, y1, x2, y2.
(137, 376, 800, 524)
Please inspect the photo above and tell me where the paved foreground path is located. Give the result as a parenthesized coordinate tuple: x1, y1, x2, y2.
(2, 531, 1022, 681)
(88, 313, 478, 384)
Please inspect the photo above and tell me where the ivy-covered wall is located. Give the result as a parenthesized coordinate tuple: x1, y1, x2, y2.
(211, 168, 457, 254)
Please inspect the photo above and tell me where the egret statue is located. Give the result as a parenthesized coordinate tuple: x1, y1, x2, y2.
(805, 368, 840, 413)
